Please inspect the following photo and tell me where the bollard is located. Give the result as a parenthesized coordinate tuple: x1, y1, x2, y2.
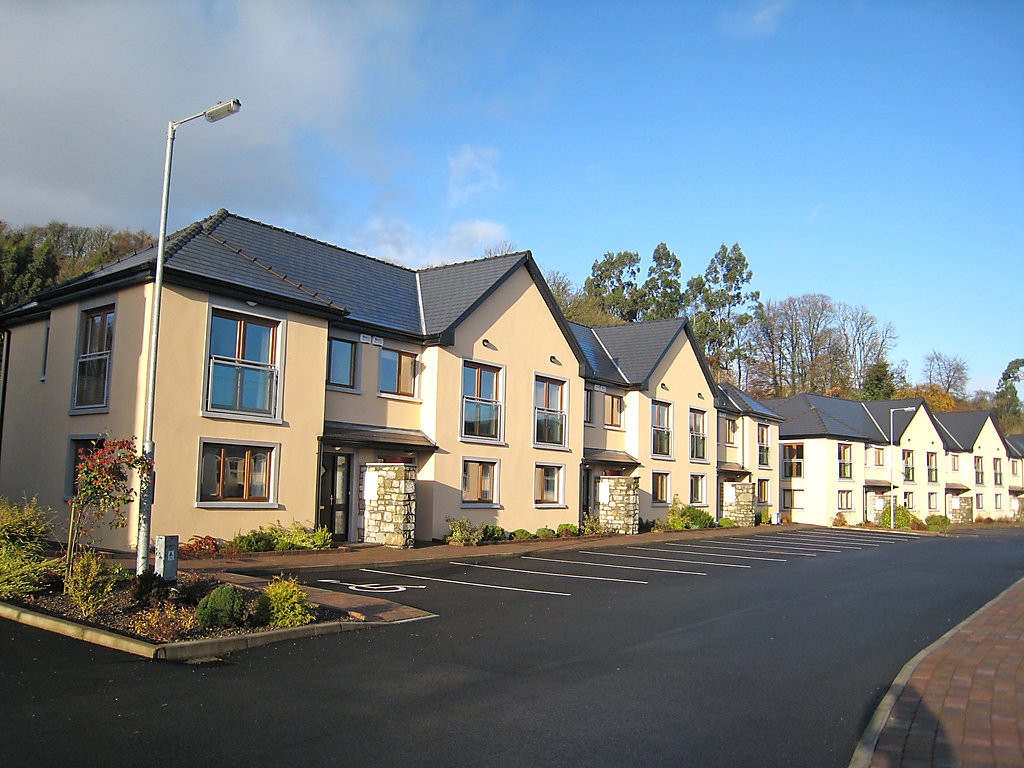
(154, 535, 179, 582)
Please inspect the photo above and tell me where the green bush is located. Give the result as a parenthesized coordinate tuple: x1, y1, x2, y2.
(445, 516, 484, 545)
(833, 512, 848, 527)
(759, 508, 772, 526)
(66, 550, 114, 619)
(536, 527, 556, 539)
(173, 573, 217, 606)
(556, 523, 579, 537)
(683, 507, 715, 529)
(129, 570, 169, 607)
(874, 504, 926, 530)
(252, 593, 273, 626)
(229, 529, 276, 552)
(196, 584, 246, 628)
(718, 518, 736, 528)
(925, 514, 950, 527)
(510, 528, 535, 540)
(263, 576, 315, 627)
(312, 525, 333, 549)
(267, 521, 316, 550)
(481, 525, 506, 542)
(130, 604, 197, 643)
(0, 546, 57, 600)
(0, 497, 52, 552)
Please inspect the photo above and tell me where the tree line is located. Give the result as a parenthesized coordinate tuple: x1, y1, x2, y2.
(0, 220, 154, 310)
(542, 242, 1023, 434)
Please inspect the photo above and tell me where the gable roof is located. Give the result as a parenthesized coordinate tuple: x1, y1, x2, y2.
(0, 210, 585, 365)
(1006, 434, 1024, 460)
(718, 382, 783, 422)
(759, 393, 890, 442)
(932, 411, 1004, 454)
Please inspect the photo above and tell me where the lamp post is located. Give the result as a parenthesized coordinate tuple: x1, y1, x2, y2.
(889, 406, 916, 530)
(136, 99, 241, 573)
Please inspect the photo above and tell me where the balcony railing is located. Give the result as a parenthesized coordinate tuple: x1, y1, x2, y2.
(207, 356, 278, 417)
(758, 446, 770, 467)
(74, 350, 111, 408)
(534, 408, 566, 445)
(463, 397, 501, 439)
(653, 428, 672, 457)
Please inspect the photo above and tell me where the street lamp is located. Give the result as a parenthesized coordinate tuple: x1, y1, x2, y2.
(136, 100, 242, 573)
(889, 406, 916, 530)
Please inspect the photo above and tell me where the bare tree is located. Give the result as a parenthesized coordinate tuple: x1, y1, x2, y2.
(483, 239, 518, 258)
(922, 350, 969, 399)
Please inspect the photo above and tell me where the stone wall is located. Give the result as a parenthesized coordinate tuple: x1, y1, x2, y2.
(721, 482, 756, 527)
(596, 476, 639, 535)
(949, 494, 973, 525)
(362, 463, 416, 548)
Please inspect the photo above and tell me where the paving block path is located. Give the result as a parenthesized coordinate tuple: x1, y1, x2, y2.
(856, 577, 1024, 768)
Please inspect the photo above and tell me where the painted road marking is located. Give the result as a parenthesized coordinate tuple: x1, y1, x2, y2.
(452, 561, 647, 584)
(656, 543, 788, 562)
(750, 534, 863, 550)
(522, 555, 706, 576)
(317, 579, 427, 593)
(669, 541, 816, 557)
(595, 550, 751, 568)
(779, 533, 881, 547)
(726, 537, 846, 553)
(360, 568, 571, 596)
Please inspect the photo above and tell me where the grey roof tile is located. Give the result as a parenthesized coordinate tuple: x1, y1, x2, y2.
(417, 252, 526, 336)
(759, 394, 889, 442)
(567, 322, 628, 385)
(932, 411, 995, 453)
(592, 318, 688, 386)
(719, 382, 783, 421)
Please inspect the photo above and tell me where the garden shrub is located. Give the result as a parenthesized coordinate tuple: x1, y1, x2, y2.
(481, 525, 506, 542)
(130, 604, 197, 643)
(312, 525, 333, 549)
(683, 507, 715, 529)
(581, 514, 613, 536)
(179, 535, 220, 556)
(266, 521, 317, 550)
(229, 528, 276, 553)
(510, 528, 535, 540)
(130, 570, 170, 607)
(251, 593, 273, 626)
(536, 527, 556, 539)
(874, 505, 926, 530)
(173, 573, 218, 606)
(556, 523, 579, 538)
(759, 508, 772, 526)
(0, 546, 57, 600)
(196, 584, 246, 628)
(445, 516, 483, 544)
(0, 497, 52, 552)
(833, 512, 848, 527)
(925, 514, 950, 527)
(65, 550, 114, 619)
(718, 518, 736, 528)
(263, 576, 315, 628)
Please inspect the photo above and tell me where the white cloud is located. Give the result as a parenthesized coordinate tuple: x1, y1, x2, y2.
(428, 220, 510, 265)
(720, 0, 793, 37)
(448, 145, 502, 206)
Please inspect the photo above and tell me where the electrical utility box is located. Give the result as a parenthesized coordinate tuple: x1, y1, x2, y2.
(155, 535, 179, 581)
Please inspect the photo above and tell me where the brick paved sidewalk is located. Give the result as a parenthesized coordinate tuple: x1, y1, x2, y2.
(852, 576, 1024, 768)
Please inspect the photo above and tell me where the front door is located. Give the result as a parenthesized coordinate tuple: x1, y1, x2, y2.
(318, 453, 352, 540)
(580, 467, 593, 523)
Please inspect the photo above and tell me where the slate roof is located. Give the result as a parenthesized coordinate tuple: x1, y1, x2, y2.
(567, 322, 629, 386)
(931, 411, 996, 454)
(592, 318, 689, 385)
(718, 382, 783, 422)
(1006, 434, 1024, 460)
(758, 393, 900, 442)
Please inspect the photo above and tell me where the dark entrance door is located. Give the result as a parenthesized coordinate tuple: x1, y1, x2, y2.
(318, 452, 352, 540)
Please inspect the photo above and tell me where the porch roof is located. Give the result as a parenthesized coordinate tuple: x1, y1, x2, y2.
(717, 461, 751, 477)
(582, 447, 640, 467)
(322, 421, 438, 452)
(945, 482, 970, 492)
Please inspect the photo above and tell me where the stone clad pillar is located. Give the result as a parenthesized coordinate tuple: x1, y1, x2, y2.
(596, 476, 639, 535)
(949, 494, 973, 524)
(721, 482, 756, 526)
(363, 463, 417, 548)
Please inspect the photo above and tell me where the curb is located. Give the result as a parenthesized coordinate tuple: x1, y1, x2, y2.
(847, 573, 1024, 768)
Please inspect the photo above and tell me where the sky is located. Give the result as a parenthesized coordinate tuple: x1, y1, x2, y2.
(1, 0, 1021, 391)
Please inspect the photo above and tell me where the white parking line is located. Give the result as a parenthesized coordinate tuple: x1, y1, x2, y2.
(522, 555, 706, 576)
(656, 543, 788, 562)
(360, 568, 571, 596)
(778, 533, 880, 547)
(754, 534, 863, 550)
(670, 541, 817, 557)
(726, 537, 846, 553)
(452, 561, 648, 584)
(600, 549, 751, 568)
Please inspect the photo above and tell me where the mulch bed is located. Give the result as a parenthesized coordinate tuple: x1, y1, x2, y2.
(8, 573, 349, 644)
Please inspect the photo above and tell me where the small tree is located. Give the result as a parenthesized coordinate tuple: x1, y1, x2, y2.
(65, 437, 151, 587)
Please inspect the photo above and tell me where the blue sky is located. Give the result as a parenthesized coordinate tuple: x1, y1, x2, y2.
(1, 1, 1020, 390)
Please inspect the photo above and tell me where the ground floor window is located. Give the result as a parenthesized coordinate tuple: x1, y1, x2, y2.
(534, 464, 563, 506)
(66, 436, 105, 497)
(782, 489, 803, 509)
(200, 442, 272, 502)
(757, 478, 769, 504)
(976, 493, 984, 511)
(462, 459, 497, 504)
(995, 494, 1003, 511)
(838, 490, 852, 510)
(928, 492, 938, 511)
(689, 474, 705, 505)
(903, 491, 914, 510)
(653, 472, 670, 504)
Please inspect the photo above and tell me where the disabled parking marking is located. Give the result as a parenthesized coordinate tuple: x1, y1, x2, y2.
(452, 561, 647, 584)
(317, 579, 426, 593)
(523, 555, 706, 576)
(360, 568, 571, 596)
(595, 549, 751, 568)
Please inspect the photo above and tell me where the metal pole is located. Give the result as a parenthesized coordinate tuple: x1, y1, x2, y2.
(890, 410, 896, 530)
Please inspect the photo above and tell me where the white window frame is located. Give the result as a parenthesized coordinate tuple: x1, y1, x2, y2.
(533, 373, 569, 449)
(757, 478, 770, 504)
(757, 424, 771, 467)
(783, 444, 803, 478)
(327, 336, 359, 391)
(928, 492, 938, 511)
(838, 443, 853, 480)
(461, 457, 500, 508)
(975, 493, 984, 511)
(652, 400, 673, 459)
(196, 437, 281, 509)
(652, 471, 671, 506)
(70, 299, 116, 414)
(461, 359, 505, 444)
(689, 408, 707, 461)
(723, 417, 738, 446)
(838, 489, 853, 511)
(534, 463, 566, 508)
(689, 473, 706, 506)
(782, 488, 803, 510)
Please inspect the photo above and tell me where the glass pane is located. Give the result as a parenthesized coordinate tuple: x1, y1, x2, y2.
(329, 340, 354, 386)
(380, 350, 399, 392)
(75, 357, 108, 407)
(479, 368, 496, 401)
(104, 311, 115, 351)
(249, 451, 268, 498)
(535, 379, 546, 408)
(479, 463, 492, 501)
(210, 362, 239, 410)
(200, 449, 221, 498)
(240, 367, 272, 412)
(210, 315, 239, 358)
(243, 322, 273, 363)
(222, 447, 246, 498)
(83, 313, 102, 354)
(462, 463, 474, 500)
(462, 364, 476, 396)
(398, 354, 415, 395)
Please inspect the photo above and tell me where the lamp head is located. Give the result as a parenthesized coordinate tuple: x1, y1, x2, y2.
(204, 99, 242, 122)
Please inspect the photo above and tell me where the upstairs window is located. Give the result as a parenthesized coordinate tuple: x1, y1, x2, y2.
(462, 362, 501, 440)
(783, 444, 803, 478)
(902, 450, 915, 482)
(875, 448, 885, 467)
(207, 311, 278, 417)
(327, 339, 356, 388)
(1012, 459, 1020, 477)
(583, 389, 594, 425)
(689, 408, 706, 460)
(605, 393, 623, 428)
(534, 377, 567, 446)
(975, 457, 985, 485)
(723, 418, 737, 446)
(994, 458, 1003, 486)
(927, 452, 938, 483)
(74, 306, 115, 410)
(380, 348, 416, 397)
(838, 443, 853, 479)
(757, 424, 770, 467)
(652, 401, 672, 457)
(950, 454, 960, 472)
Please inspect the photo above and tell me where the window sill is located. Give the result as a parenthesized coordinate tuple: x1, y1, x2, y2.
(196, 501, 282, 510)
(460, 437, 507, 447)
(202, 410, 284, 425)
(533, 443, 571, 452)
(326, 384, 361, 394)
(651, 455, 675, 462)
(651, 502, 670, 508)
(69, 406, 110, 416)
(605, 425, 626, 432)
(689, 458, 710, 465)
(461, 502, 501, 509)
(377, 392, 421, 404)
(534, 503, 567, 510)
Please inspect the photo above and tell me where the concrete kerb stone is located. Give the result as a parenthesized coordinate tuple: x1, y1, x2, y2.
(847, 573, 1024, 768)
